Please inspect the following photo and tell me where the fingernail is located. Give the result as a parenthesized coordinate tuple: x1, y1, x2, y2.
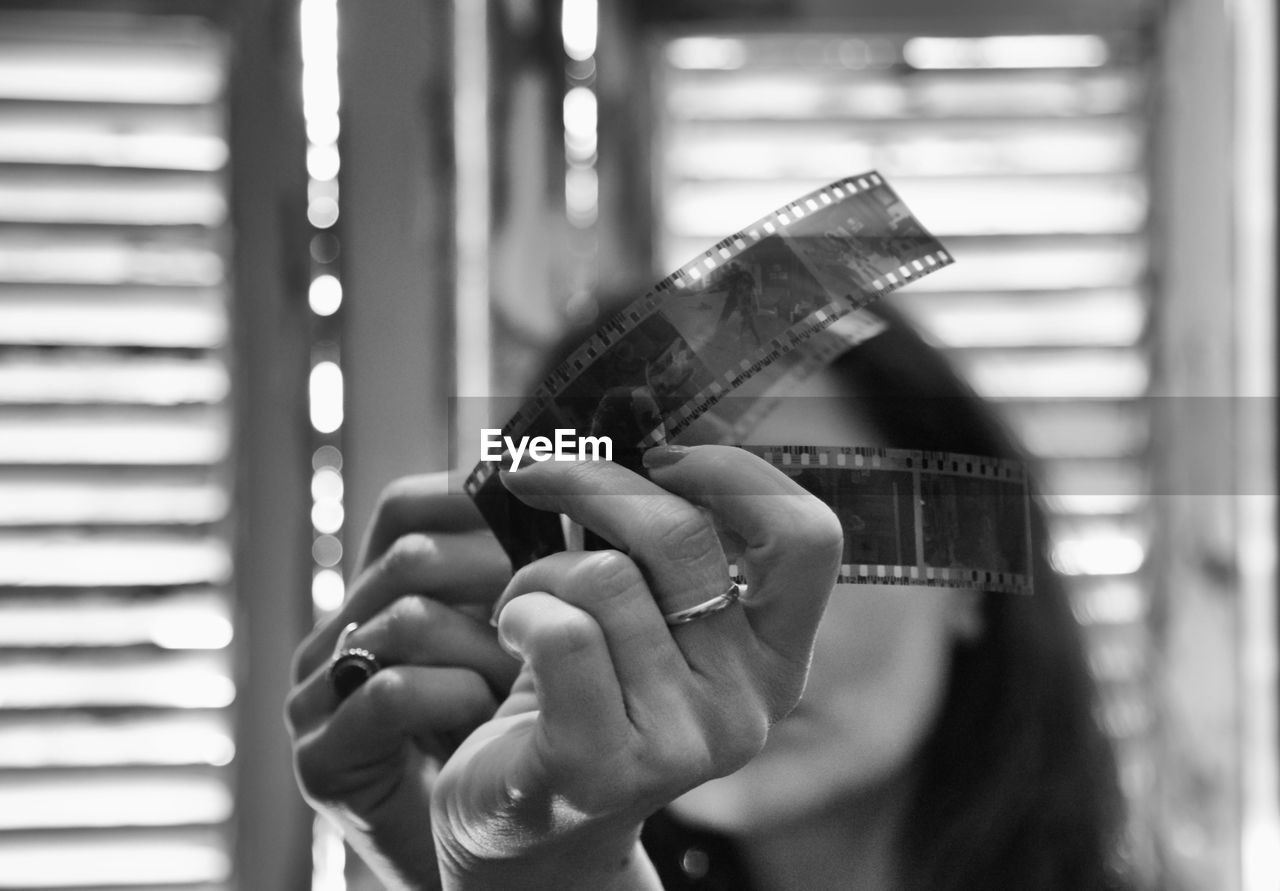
(643, 444, 692, 469)
(489, 586, 516, 627)
(493, 608, 523, 659)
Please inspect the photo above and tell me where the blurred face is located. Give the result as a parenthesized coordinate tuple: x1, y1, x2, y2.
(671, 371, 980, 834)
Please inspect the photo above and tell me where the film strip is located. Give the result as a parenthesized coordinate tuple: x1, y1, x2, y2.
(741, 446, 1032, 596)
(466, 172, 977, 576)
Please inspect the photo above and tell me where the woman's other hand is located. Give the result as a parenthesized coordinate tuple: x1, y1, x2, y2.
(285, 473, 516, 889)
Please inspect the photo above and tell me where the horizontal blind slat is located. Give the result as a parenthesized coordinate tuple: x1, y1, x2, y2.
(666, 119, 1144, 178)
(665, 67, 1143, 119)
(0, 651, 233, 710)
(0, 171, 226, 227)
(0, 473, 227, 526)
(0, 103, 224, 171)
(0, 589, 230, 648)
(0, 353, 228, 405)
(0, 533, 230, 587)
(0, 407, 227, 465)
(0, 828, 230, 888)
(896, 288, 1146, 347)
(0, 39, 223, 106)
(0, 711, 233, 769)
(0, 232, 223, 286)
(0, 768, 232, 830)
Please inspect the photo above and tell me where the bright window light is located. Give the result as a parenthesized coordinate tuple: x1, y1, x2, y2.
(565, 166, 598, 227)
(0, 47, 222, 103)
(309, 360, 343, 433)
(1053, 534, 1146, 576)
(0, 414, 228, 465)
(561, 0, 597, 62)
(0, 238, 223, 286)
(0, 177, 226, 226)
(0, 835, 230, 887)
(308, 195, 339, 228)
(309, 273, 343, 315)
(0, 774, 233, 829)
(666, 37, 747, 70)
(1072, 579, 1148, 625)
(151, 612, 234, 651)
(962, 350, 1150, 400)
(0, 714, 234, 769)
(563, 87, 597, 144)
(0, 536, 232, 587)
(0, 292, 226, 347)
(300, 0, 340, 128)
(0, 477, 227, 525)
(0, 658, 235, 709)
(904, 35, 1109, 70)
(307, 142, 340, 180)
(311, 467, 344, 500)
(0, 594, 231, 649)
(0, 356, 229, 404)
(307, 113, 340, 146)
(311, 500, 344, 534)
(0, 121, 227, 171)
(312, 568, 345, 612)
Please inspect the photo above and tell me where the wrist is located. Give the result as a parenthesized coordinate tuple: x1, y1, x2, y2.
(434, 813, 659, 891)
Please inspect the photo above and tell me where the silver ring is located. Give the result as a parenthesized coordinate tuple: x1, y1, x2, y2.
(663, 582, 743, 626)
(329, 621, 382, 700)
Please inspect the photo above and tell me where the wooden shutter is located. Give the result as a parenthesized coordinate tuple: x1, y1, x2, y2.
(0, 10, 236, 888)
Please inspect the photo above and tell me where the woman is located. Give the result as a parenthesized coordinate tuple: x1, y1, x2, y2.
(285, 305, 1131, 890)
(643, 308, 1130, 890)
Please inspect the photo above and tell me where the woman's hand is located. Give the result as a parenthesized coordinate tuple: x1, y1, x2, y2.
(285, 474, 517, 889)
(430, 445, 844, 890)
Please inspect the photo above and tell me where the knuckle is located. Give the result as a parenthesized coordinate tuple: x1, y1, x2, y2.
(380, 533, 441, 581)
(709, 709, 769, 774)
(657, 726, 714, 779)
(674, 689, 769, 777)
(373, 476, 418, 519)
(360, 668, 409, 716)
(525, 610, 600, 661)
(568, 550, 644, 601)
(792, 498, 845, 560)
(634, 702, 712, 779)
(650, 507, 719, 565)
(387, 593, 444, 627)
(382, 595, 447, 649)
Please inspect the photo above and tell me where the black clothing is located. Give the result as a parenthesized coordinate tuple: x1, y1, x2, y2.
(642, 810, 758, 891)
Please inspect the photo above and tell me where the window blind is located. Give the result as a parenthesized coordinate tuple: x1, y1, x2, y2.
(0, 10, 235, 889)
(654, 27, 1154, 830)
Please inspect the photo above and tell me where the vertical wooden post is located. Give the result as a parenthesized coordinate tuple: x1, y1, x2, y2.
(340, 0, 457, 539)
(226, 0, 315, 888)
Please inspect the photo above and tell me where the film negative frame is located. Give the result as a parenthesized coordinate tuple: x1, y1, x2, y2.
(742, 446, 1033, 596)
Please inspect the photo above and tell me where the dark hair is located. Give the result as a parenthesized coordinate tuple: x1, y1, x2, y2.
(833, 304, 1130, 890)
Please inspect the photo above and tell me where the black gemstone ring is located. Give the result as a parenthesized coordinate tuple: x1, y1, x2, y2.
(328, 622, 382, 700)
